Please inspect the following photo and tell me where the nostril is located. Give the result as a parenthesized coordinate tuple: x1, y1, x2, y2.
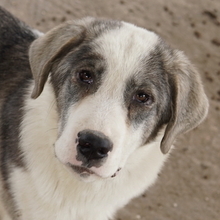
(78, 141, 92, 153)
(97, 147, 109, 158)
(81, 144, 90, 150)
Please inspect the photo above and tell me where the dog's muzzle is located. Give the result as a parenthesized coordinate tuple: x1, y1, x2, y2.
(76, 130, 113, 165)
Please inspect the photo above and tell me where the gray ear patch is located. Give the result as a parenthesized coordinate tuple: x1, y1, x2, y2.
(29, 23, 87, 99)
(160, 51, 209, 154)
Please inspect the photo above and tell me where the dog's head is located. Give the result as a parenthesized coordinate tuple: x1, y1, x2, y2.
(29, 18, 208, 180)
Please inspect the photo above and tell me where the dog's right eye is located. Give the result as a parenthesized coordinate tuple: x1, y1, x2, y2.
(78, 70, 93, 84)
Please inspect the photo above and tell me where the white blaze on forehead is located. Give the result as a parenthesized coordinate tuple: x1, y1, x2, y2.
(93, 22, 160, 91)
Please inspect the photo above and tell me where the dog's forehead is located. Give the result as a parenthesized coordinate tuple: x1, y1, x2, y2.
(91, 21, 160, 80)
(92, 21, 159, 52)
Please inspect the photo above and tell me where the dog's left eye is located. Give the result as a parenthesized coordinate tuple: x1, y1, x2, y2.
(134, 91, 153, 105)
(78, 70, 93, 84)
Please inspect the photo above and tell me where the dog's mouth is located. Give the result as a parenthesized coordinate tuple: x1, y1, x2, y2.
(69, 164, 95, 176)
(67, 163, 121, 179)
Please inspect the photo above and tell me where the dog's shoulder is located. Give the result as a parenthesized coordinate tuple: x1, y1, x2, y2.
(0, 7, 37, 96)
(0, 6, 36, 47)
(0, 7, 37, 172)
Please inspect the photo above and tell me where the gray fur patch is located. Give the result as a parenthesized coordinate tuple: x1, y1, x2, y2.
(123, 41, 173, 144)
(0, 6, 37, 219)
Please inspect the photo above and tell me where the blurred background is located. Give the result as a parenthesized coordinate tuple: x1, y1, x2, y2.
(0, 0, 219, 219)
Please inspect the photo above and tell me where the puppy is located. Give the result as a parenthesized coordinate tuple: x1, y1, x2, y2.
(0, 6, 208, 220)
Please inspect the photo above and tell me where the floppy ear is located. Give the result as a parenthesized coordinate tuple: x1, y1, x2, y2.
(29, 20, 90, 99)
(160, 51, 209, 154)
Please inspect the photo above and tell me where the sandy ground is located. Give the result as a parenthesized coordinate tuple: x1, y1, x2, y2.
(0, 0, 219, 219)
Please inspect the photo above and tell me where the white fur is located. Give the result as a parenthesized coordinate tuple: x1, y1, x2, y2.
(32, 29, 44, 37)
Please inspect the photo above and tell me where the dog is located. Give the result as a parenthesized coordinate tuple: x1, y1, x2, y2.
(0, 6, 209, 220)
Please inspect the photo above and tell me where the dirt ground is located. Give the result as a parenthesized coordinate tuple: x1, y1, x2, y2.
(0, 0, 219, 219)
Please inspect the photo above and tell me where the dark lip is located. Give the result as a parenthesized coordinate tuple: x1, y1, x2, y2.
(68, 164, 95, 175)
(67, 163, 122, 178)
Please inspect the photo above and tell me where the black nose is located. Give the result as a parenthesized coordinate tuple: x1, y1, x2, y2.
(77, 130, 113, 161)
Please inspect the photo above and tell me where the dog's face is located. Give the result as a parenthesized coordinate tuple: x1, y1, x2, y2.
(50, 25, 172, 179)
(29, 18, 208, 180)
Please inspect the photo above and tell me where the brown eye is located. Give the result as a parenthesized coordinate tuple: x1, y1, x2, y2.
(134, 91, 153, 105)
(78, 70, 93, 84)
